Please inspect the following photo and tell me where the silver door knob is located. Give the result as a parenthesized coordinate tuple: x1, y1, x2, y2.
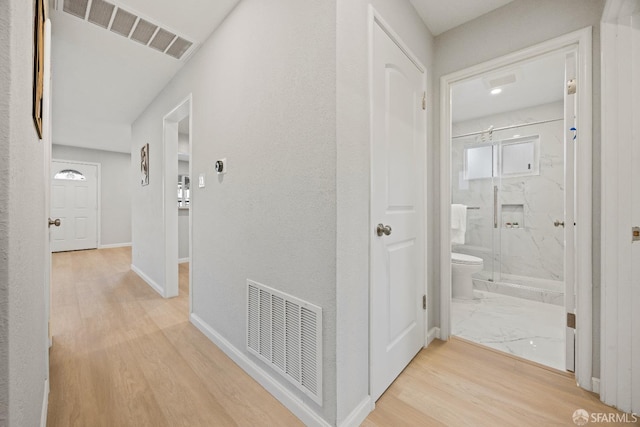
(48, 218, 61, 228)
(554, 220, 565, 228)
(376, 223, 392, 236)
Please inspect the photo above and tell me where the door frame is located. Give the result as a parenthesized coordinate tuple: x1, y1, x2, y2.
(439, 27, 593, 389)
(600, 0, 640, 412)
(50, 159, 102, 250)
(368, 6, 429, 398)
(162, 94, 193, 306)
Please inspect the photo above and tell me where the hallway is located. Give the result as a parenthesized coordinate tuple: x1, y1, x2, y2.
(47, 248, 632, 426)
(47, 247, 301, 426)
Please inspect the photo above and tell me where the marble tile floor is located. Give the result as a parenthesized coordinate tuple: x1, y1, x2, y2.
(452, 290, 565, 371)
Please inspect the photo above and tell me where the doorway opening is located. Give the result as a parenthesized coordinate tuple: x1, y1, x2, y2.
(440, 28, 593, 386)
(162, 95, 192, 308)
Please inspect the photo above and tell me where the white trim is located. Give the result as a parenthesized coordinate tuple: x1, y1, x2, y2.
(369, 8, 427, 73)
(600, 0, 640, 414)
(99, 242, 132, 249)
(592, 377, 601, 396)
(40, 378, 49, 427)
(337, 396, 374, 427)
(43, 19, 52, 392)
(187, 106, 193, 315)
(178, 257, 190, 264)
(51, 158, 102, 249)
(368, 5, 429, 401)
(131, 264, 164, 297)
(439, 28, 593, 389)
(190, 314, 331, 427)
(426, 327, 440, 346)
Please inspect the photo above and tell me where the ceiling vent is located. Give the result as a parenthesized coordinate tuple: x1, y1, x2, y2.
(59, 0, 195, 61)
(483, 68, 523, 90)
(87, 0, 114, 28)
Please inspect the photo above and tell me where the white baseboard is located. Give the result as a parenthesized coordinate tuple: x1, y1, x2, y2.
(178, 257, 190, 264)
(190, 313, 331, 427)
(131, 264, 164, 297)
(338, 396, 374, 427)
(40, 378, 49, 427)
(99, 242, 132, 249)
(426, 327, 441, 346)
(592, 377, 600, 395)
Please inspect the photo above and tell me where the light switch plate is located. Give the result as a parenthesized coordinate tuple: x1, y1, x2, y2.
(199, 173, 205, 188)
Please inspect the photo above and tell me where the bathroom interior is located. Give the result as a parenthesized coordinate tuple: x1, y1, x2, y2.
(449, 49, 569, 371)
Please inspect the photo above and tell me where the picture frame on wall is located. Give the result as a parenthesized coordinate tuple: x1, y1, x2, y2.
(141, 143, 149, 186)
(33, 0, 46, 139)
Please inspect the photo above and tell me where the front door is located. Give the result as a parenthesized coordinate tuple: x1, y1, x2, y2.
(50, 160, 98, 252)
(370, 20, 427, 401)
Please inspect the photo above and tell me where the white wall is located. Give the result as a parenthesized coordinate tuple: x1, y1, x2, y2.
(52, 144, 132, 247)
(0, 1, 48, 425)
(336, 1, 434, 423)
(433, 0, 606, 377)
(132, 0, 338, 423)
(178, 132, 189, 155)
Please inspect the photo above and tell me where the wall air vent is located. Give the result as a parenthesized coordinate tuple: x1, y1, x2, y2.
(58, 0, 195, 61)
(247, 280, 322, 405)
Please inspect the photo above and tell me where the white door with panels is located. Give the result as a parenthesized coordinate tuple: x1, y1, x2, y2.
(370, 19, 427, 401)
(50, 160, 98, 252)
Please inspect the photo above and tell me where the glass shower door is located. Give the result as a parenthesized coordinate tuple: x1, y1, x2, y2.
(455, 138, 500, 283)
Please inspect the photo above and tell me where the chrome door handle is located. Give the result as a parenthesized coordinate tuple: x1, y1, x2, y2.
(554, 220, 565, 228)
(48, 218, 61, 228)
(376, 224, 392, 236)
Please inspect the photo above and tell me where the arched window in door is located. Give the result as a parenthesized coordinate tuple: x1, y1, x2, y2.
(54, 169, 86, 181)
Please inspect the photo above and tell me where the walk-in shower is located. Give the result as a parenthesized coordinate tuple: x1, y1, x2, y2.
(449, 50, 570, 371)
(451, 112, 565, 306)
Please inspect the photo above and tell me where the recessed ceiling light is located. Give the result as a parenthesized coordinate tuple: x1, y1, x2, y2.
(491, 88, 502, 95)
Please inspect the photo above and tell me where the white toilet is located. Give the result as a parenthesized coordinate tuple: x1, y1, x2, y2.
(451, 252, 484, 300)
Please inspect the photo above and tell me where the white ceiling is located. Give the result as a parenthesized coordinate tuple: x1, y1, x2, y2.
(51, 0, 519, 154)
(452, 51, 566, 123)
(51, 0, 239, 153)
(409, 0, 515, 35)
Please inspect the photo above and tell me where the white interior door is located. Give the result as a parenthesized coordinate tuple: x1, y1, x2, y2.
(50, 161, 98, 252)
(564, 50, 577, 373)
(370, 20, 426, 401)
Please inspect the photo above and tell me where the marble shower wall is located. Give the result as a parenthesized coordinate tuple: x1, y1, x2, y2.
(452, 102, 564, 284)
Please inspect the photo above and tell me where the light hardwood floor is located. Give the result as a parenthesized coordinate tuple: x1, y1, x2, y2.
(49, 248, 634, 426)
(363, 338, 635, 426)
(47, 247, 302, 427)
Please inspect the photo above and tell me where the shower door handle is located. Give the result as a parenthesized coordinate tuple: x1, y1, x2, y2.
(493, 186, 498, 229)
